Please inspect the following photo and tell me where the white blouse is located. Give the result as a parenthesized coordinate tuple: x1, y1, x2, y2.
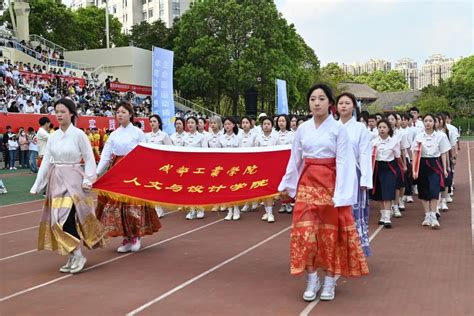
(239, 130, 256, 147)
(278, 115, 357, 207)
(145, 130, 172, 145)
(276, 130, 295, 145)
(207, 130, 223, 148)
(254, 131, 278, 147)
(170, 131, 187, 146)
(183, 131, 208, 148)
(343, 118, 373, 189)
(372, 136, 401, 162)
(412, 131, 451, 158)
(393, 128, 411, 150)
(219, 133, 240, 148)
(30, 125, 96, 194)
(97, 123, 145, 175)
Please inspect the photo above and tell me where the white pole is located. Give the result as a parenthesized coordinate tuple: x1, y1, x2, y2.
(105, 0, 110, 49)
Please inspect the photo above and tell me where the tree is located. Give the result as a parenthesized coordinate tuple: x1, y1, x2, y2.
(352, 70, 409, 92)
(128, 20, 172, 50)
(0, 1, 125, 50)
(173, 0, 319, 115)
(414, 93, 454, 115)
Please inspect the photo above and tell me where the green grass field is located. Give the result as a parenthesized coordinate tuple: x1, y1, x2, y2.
(0, 172, 43, 206)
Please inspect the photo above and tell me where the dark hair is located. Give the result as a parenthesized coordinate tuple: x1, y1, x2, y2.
(275, 114, 290, 131)
(409, 106, 420, 113)
(223, 116, 239, 135)
(54, 98, 78, 124)
(336, 92, 360, 120)
(198, 117, 206, 125)
(240, 116, 252, 126)
(377, 118, 394, 137)
(116, 101, 135, 122)
(174, 117, 185, 127)
(443, 111, 452, 119)
(186, 116, 199, 126)
(28, 127, 35, 132)
(307, 83, 335, 114)
(39, 116, 50, 126)
(260, 116, 274, 127)
(134, 121, 142, 129)
(422, 113, 436, 122)
(368, 114, 377, 121)
(400, 113, 410, 121)
(149, 114, 163, 131)
(6, 125, 11, 129)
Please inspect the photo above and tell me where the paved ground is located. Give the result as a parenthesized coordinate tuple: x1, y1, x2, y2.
(0, 142, 473, 316)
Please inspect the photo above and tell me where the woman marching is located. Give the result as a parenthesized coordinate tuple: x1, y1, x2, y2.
(337, 92, 373, 256)
(436, 113, 454, 213)
(145, 114, 172, 218)
(219, 116, 242, 221)
(96, 101, 161, 253)
(30, 98, 106, 273)
(255, 116, 278, 223)
(275, 114, 295, 214)
(238, 116, 258, 213)
(413, 114, 450, 229)
(279, 84, 368, 302)
(183, 117, 209, 220)
(371, 119, 401, 228)
(170, 117, 187, 146)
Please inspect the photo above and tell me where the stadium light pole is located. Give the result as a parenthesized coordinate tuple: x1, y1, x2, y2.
(105, 0, 110, 49)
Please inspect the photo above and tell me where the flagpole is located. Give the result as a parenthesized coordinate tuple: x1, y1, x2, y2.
(105, 0, 110, 49)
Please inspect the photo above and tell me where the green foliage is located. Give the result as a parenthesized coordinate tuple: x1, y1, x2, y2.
(128, 20, 172, 51)
(352, 70, 409, 92)
(452, 116, 474, 136)
(172, 0, 320, 115)
(414, 93, 454, 115)
(0, 0, 124, 50)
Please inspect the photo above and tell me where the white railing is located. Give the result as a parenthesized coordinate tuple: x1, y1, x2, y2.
(1, 37, 95, 71)
(174, 95, 218, 117)
(29, 34, 67, 52)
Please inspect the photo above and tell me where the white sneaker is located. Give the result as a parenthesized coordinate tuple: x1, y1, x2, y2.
(413, 185, 418, 195)
(446, 195, 453, 203)
(117, 238, 132, 253)
(241, 204, 250, 212)
(12, 167, 17, 170)
(430, 213, 440, 229)
(398, 198, 405, 211)
(392, 205, 402, 218)
(303, 274, 321, 302)
(9, 167, 13, 170)
(422, 213, 431, 226)
(383, 210, 392, 228)
(278, 206, 286, 213)
(440, 199, 448, 211)
(59, 254, 74, 273)
(224, 209, 233, 221)
(232, 207, 240, 220)
(406, 196, 414, 203)
(219, 205, 226, 211)
(196, 209, 205, 219)
(185, 210, 196, 220)
(130, 237, 141, 252)
(69, 254, 87, 274)
(155, 206, 165, 218)
(261, 213, 269, 221)
(251, 202, 259, 210)
(267, 214, 275, 223)
(378, 210, 385, 225)
(211, 206, 218, 212)
(285, 204, 293, 213)
(320, 276, 336, 301)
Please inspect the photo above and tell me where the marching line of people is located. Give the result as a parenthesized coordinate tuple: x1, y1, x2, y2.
(27, 84, 460, 305)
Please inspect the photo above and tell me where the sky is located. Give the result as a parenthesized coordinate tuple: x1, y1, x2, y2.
(274, 0, 473, 66)
(61, 0, 473, 66)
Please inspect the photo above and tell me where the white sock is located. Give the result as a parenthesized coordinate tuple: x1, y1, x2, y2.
(307, 272, 317, 281)
(265, 206, 273, 215)
(73, 248, 83, 257)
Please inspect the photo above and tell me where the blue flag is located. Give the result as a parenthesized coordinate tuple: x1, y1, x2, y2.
(276, 79, 288, 114)
(152, 47, 175, 135)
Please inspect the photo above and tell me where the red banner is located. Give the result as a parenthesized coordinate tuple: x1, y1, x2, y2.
(110, 82, 152, 96)
(93, 144, 291, 208)
(0, 113, 151, 133)
(19, 71, 86, 88)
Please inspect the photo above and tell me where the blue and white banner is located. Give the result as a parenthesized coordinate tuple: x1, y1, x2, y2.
(276, 79, 288, 114)
(152, 47, 175, 135)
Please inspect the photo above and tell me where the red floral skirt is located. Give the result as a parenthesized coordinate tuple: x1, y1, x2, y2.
(290, 158, 369, 277)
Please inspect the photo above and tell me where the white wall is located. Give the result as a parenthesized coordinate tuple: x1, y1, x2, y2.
(64, 46, 152, 86)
